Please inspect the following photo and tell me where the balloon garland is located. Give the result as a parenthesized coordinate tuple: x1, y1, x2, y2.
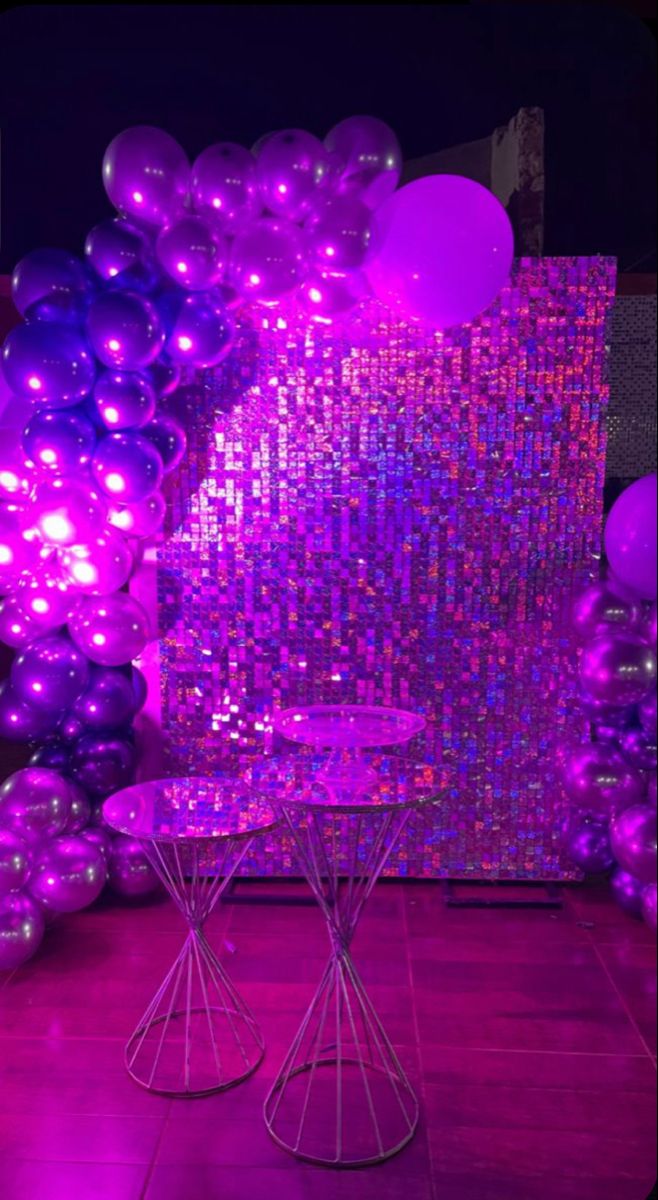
(564, 473, 657, 930)
(0, 118, 514, 969)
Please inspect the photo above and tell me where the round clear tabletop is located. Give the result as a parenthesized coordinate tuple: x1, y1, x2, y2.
(103, 775, 277, 1098)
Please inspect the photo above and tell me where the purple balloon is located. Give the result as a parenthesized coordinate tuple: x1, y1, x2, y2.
(255, 129, 331, 222)
(562, 742, 645, 816)
(70, 732, 137, 797)
(11, 248, 89, 319)
(107, 491, 166, 539)
(610, 867, 645, 917)
(73, 665, 138, 729)
(80, 825, 113, 860)
(102, 126, 189, 228)
(639, 690, 657, 737)
(0, 508, 34, 591)
(86, 292, 165, 370)
(32, 477, 107, 548)
(0, 892, 45, 970)
(0, 596, 43, 650)
(28, 835, 107, 914)
(0, 768, 71, 843)
(0, 831, 33, 897)
(107, 835, 160, 898)
(156, 215, 228, 291)
(568, 817, 614, 873)
(29, 738, 71, 772)
(64, 781, 92, 833)
(11, 634, 90, 713)
(2, 322, 96, 406)
(191, 142, 258, 226)
(641, 882, 657, 931)
(92, 369, 157, 431)
(149, 356, 181, 397)
(580, 632, 657, 706)
(306, 195, 373, 271)
(0, 428, 38, 502)
(22, 405, 97, 475)
(68, 591, 150, 667)
(368, 175, 514, 331)
(58, 714, 86, 743)
(141, 413, 186, 473)
(163, 291, 235, 368)
(325, 115, 402, 209)
(299, 270, 368, 321)
(59, 529, 133, 595)
(131, 666, 148, 713)
(91, 431, 163, 503)
(610, 804, 657, 884)
(0, 681, 62, 741)
(573, 582, 641, 640)
(229, 218, 306, 302)
(85, 217, 155, 290)
(604, 474, 657, 602)
(648, 774, 657, 806)
(620, 726, 658, 772)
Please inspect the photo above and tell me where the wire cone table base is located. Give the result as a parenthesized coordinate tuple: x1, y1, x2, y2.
(126, 833, 264, 1097)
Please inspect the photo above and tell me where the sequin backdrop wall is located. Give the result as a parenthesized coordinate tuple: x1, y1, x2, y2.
(155, 256, 616, 879)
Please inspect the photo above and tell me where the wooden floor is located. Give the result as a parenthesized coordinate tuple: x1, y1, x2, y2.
(0, 877, 655, 1200)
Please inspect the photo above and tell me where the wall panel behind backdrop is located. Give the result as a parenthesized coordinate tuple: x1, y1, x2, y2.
(141, 256, 616, 879)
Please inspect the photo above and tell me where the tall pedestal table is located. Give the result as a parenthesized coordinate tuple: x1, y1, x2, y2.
(104, 776, 277, 1097)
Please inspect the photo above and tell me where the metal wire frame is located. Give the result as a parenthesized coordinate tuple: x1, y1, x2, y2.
(125, 833, 264, 1097)
(263, 804, 419, 1167)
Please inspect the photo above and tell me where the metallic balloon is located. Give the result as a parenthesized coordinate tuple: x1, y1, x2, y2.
(72, 665, 138, 729)
(325, 115, 402, 209)
(69, 732, 137, 797)
(22, 406, 97, 475)
(141, 413, 186, 473)
(639, 690, 657, 737)
(64, 781, 92, 833)
(0, 768, 71, 844)
(641, 882, 657, 931)
(91, 432, 163, 503)
(86, 291, 165, 370)
(604, 474, 657, 602)
(0, 596, 43, 650)
(562, 742, 645, 816)
(2, 322, 96, 406)
(68, 591, 150, 666)
(306, 195, 373, 271)
(29, 738, 71, 772)
(11, 248, 89, 319)
(567, 817, 614, 873)
(92, 369, 157, 431)
(0, 831, 33, 897)
(156, 215, 228, 291)
(107, 835, 160, 897)
(85, 217, 155, 289)
(299, 270, 368, 321)
(0, 892, 45, 970)
(102, 126, 189, 228)
(162, 290, 235, 368)
(106, 491, 166, 539)
(610, 804, 658, 884)
(255, 129, 331, 222)
(14, 569, 74, 631)
(572, 582, 640, 640)
(32, 477, 107, 547)
(149, 356, 181, 397)
(80, 826, 113, 861)
(59, 530, 133, 595)
(610, 867, 645, 917)
(11, 634, 90, 713)
(229, 217, 306, 302)
(0, 681, 62, 741)
(191, 142, 258, 226)
(580, 632, 657, 706)
(0, 428, 38, 501)
(0, 508, 34, 591)
(57, 714, 86, 743)
(619, 726, 657, 772)
(28, 835, 107, 914)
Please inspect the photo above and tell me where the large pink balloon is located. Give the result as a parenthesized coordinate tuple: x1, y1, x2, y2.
(604, 474, 657, 601)
(367, 175, 514, 330)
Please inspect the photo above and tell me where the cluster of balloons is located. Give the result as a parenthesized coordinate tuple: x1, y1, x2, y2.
(0, 767, 159, 969)
(564, 473, 657, 930)
(0, 117, 514, 969)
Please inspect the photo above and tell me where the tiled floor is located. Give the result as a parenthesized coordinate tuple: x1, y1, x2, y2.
(0, 878, 655, 1200)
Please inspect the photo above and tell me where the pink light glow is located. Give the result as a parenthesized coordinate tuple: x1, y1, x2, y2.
(31, 598, 50, 615)
(132, 191, 144, 204)
(104, 407, 120, 425)
(39, 450, 57, 465)
(248, 273, 261, 287)
(92, 633, 107, 646)
(27, 376, 42, 391)
(40, 514, 73, 542)
(212, 197, 222, 209)
(177, 336, 193, 352)
(176, 262, 188, 274)
(104, 472, 126, 493)
(108, 339, 121, 353)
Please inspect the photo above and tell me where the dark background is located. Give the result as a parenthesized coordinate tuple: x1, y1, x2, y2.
(0, 3, 656, 272)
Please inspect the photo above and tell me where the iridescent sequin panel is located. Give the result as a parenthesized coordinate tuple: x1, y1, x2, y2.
(157, 257, 616, 879)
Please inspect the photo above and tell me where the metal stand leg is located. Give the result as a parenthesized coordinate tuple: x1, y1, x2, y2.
(264, 807, 418, 1166)
(126, 835, 264, 1096)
